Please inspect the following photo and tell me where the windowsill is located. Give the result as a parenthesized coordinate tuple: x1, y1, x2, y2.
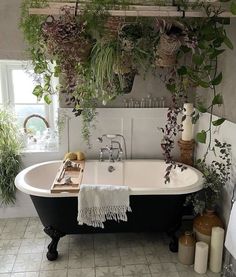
(22, 149, 59, 154)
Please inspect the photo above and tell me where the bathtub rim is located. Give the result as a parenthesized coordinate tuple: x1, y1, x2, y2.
(15, 159, 204, 197)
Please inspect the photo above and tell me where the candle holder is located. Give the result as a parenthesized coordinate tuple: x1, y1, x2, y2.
(178, 139, 195, 166)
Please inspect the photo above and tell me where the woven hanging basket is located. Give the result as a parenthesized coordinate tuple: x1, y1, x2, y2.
(104, 16, 123, 39)
(155, 34, 182, 67)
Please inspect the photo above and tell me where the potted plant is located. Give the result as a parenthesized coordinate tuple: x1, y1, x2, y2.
(41, 7, 93, 99)
(185, 139, 231, 242)
(187, 139, 231, 214)
(0, 109, 22, 205)
(155, 19, 186, 67)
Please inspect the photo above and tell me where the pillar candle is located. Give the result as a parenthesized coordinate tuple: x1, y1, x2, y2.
(209, 227, 225, 273)
(194, 241, 209, 274)
(182, 103, 194, 141)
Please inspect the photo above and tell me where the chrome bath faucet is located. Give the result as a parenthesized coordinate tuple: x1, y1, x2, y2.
(97, 134, 127, 162)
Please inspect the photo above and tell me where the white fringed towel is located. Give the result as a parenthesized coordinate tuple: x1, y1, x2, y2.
(225, 202, 236, 259)
(77, 184, 131, 228)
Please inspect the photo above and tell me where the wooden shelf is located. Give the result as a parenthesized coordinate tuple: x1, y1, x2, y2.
(29, 1, 236, 17)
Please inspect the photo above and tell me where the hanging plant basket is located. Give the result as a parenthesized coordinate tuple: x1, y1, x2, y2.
(104, 16, 123, 39)
(155, 34, 181, 67)
(41, 13, 92, 63)
(113, 52, 136, 94)
(120, 70, 136, 94)
(118, 23, 143, 51)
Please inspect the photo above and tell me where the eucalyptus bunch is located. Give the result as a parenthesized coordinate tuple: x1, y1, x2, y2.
(0, 109, 22, 205)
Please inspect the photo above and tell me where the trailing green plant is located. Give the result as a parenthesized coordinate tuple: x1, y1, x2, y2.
(20, 0, 54, 104)
(20, 0, 235, 149)
(185, 139, 231, 214)
(0, 109, 22, 205)
(161, 3, 234, 174)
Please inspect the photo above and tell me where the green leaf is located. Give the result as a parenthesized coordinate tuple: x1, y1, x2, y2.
(192, 113, 200, 124)
(198, 80, 210, 88)
(32, 85, 43, 97)
(211, 73, 223, 86)
(209, 49, 225, 59)
(230, 1, 236, 15)
(192, 54, 204, 66)
(196, 130, 207, 144)
(197, 104, 207, 113)
(224, 36, 234, 50)
(177, 66, 187, 76)
(44, 94, 52, 105)
(212, 94, 223, 105)
(212, 118, 225, 126)
(166, 83, 176, 93)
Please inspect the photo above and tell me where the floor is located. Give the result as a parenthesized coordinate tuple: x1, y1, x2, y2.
(0, 217, 221, 277)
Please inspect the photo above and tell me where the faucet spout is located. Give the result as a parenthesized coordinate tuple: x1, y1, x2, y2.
(97, 134, 127, 162)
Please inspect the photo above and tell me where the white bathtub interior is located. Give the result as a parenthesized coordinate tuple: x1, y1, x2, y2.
(16, 160, 203, 197)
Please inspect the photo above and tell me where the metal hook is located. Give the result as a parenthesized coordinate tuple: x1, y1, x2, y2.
(177, 5, 186, 18)
(75, 0, 79, 17)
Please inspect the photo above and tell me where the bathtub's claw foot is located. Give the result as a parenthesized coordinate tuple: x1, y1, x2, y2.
(167, 222, 181, 253)
(44, 226, 65, 261)
(169, 236, 178, 253)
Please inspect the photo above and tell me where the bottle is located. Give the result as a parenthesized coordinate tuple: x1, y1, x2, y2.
(123, 99, 128, 108)
(178, 231, 196, 265)
(147, 94, 152, 108)
(153, 97, 159, 108)
(160, 96, 166, 108)
(193, 209, 224, 244)
(128, 98, 134, 108)
(140, 98, 146, 108)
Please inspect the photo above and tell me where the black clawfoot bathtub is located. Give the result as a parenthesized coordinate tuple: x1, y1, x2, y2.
(16, 160, 203, 260)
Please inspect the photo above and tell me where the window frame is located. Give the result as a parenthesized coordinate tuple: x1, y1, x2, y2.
(0, 60, 57, 130)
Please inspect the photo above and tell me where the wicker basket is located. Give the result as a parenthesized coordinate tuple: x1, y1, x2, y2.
(104, 17, 123, 39)
(155, 34, 182, 67)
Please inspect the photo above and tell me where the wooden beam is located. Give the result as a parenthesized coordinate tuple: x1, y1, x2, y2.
(29, 2, 236, 17)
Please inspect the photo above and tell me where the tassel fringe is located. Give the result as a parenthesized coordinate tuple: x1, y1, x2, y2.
(78, 205, 132, 228)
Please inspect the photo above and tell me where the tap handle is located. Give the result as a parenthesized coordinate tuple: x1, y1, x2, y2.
(117, 150, 123, 161)
(99, 149, 104, 162)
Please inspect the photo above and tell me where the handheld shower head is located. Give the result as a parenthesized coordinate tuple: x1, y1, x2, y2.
(97, 134, 118, 143)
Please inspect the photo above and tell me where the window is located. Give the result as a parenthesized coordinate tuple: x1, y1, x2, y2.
(0, 60, 58, 151)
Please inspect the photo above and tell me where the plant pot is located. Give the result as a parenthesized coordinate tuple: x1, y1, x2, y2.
(119, 70, 136, 94)
(193, 209, 224, 244)
(155, 34, 181, 67)
(104, 17, 123, 39)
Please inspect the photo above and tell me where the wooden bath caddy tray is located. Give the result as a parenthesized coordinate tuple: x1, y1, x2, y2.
(51, 160, 85, 193)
